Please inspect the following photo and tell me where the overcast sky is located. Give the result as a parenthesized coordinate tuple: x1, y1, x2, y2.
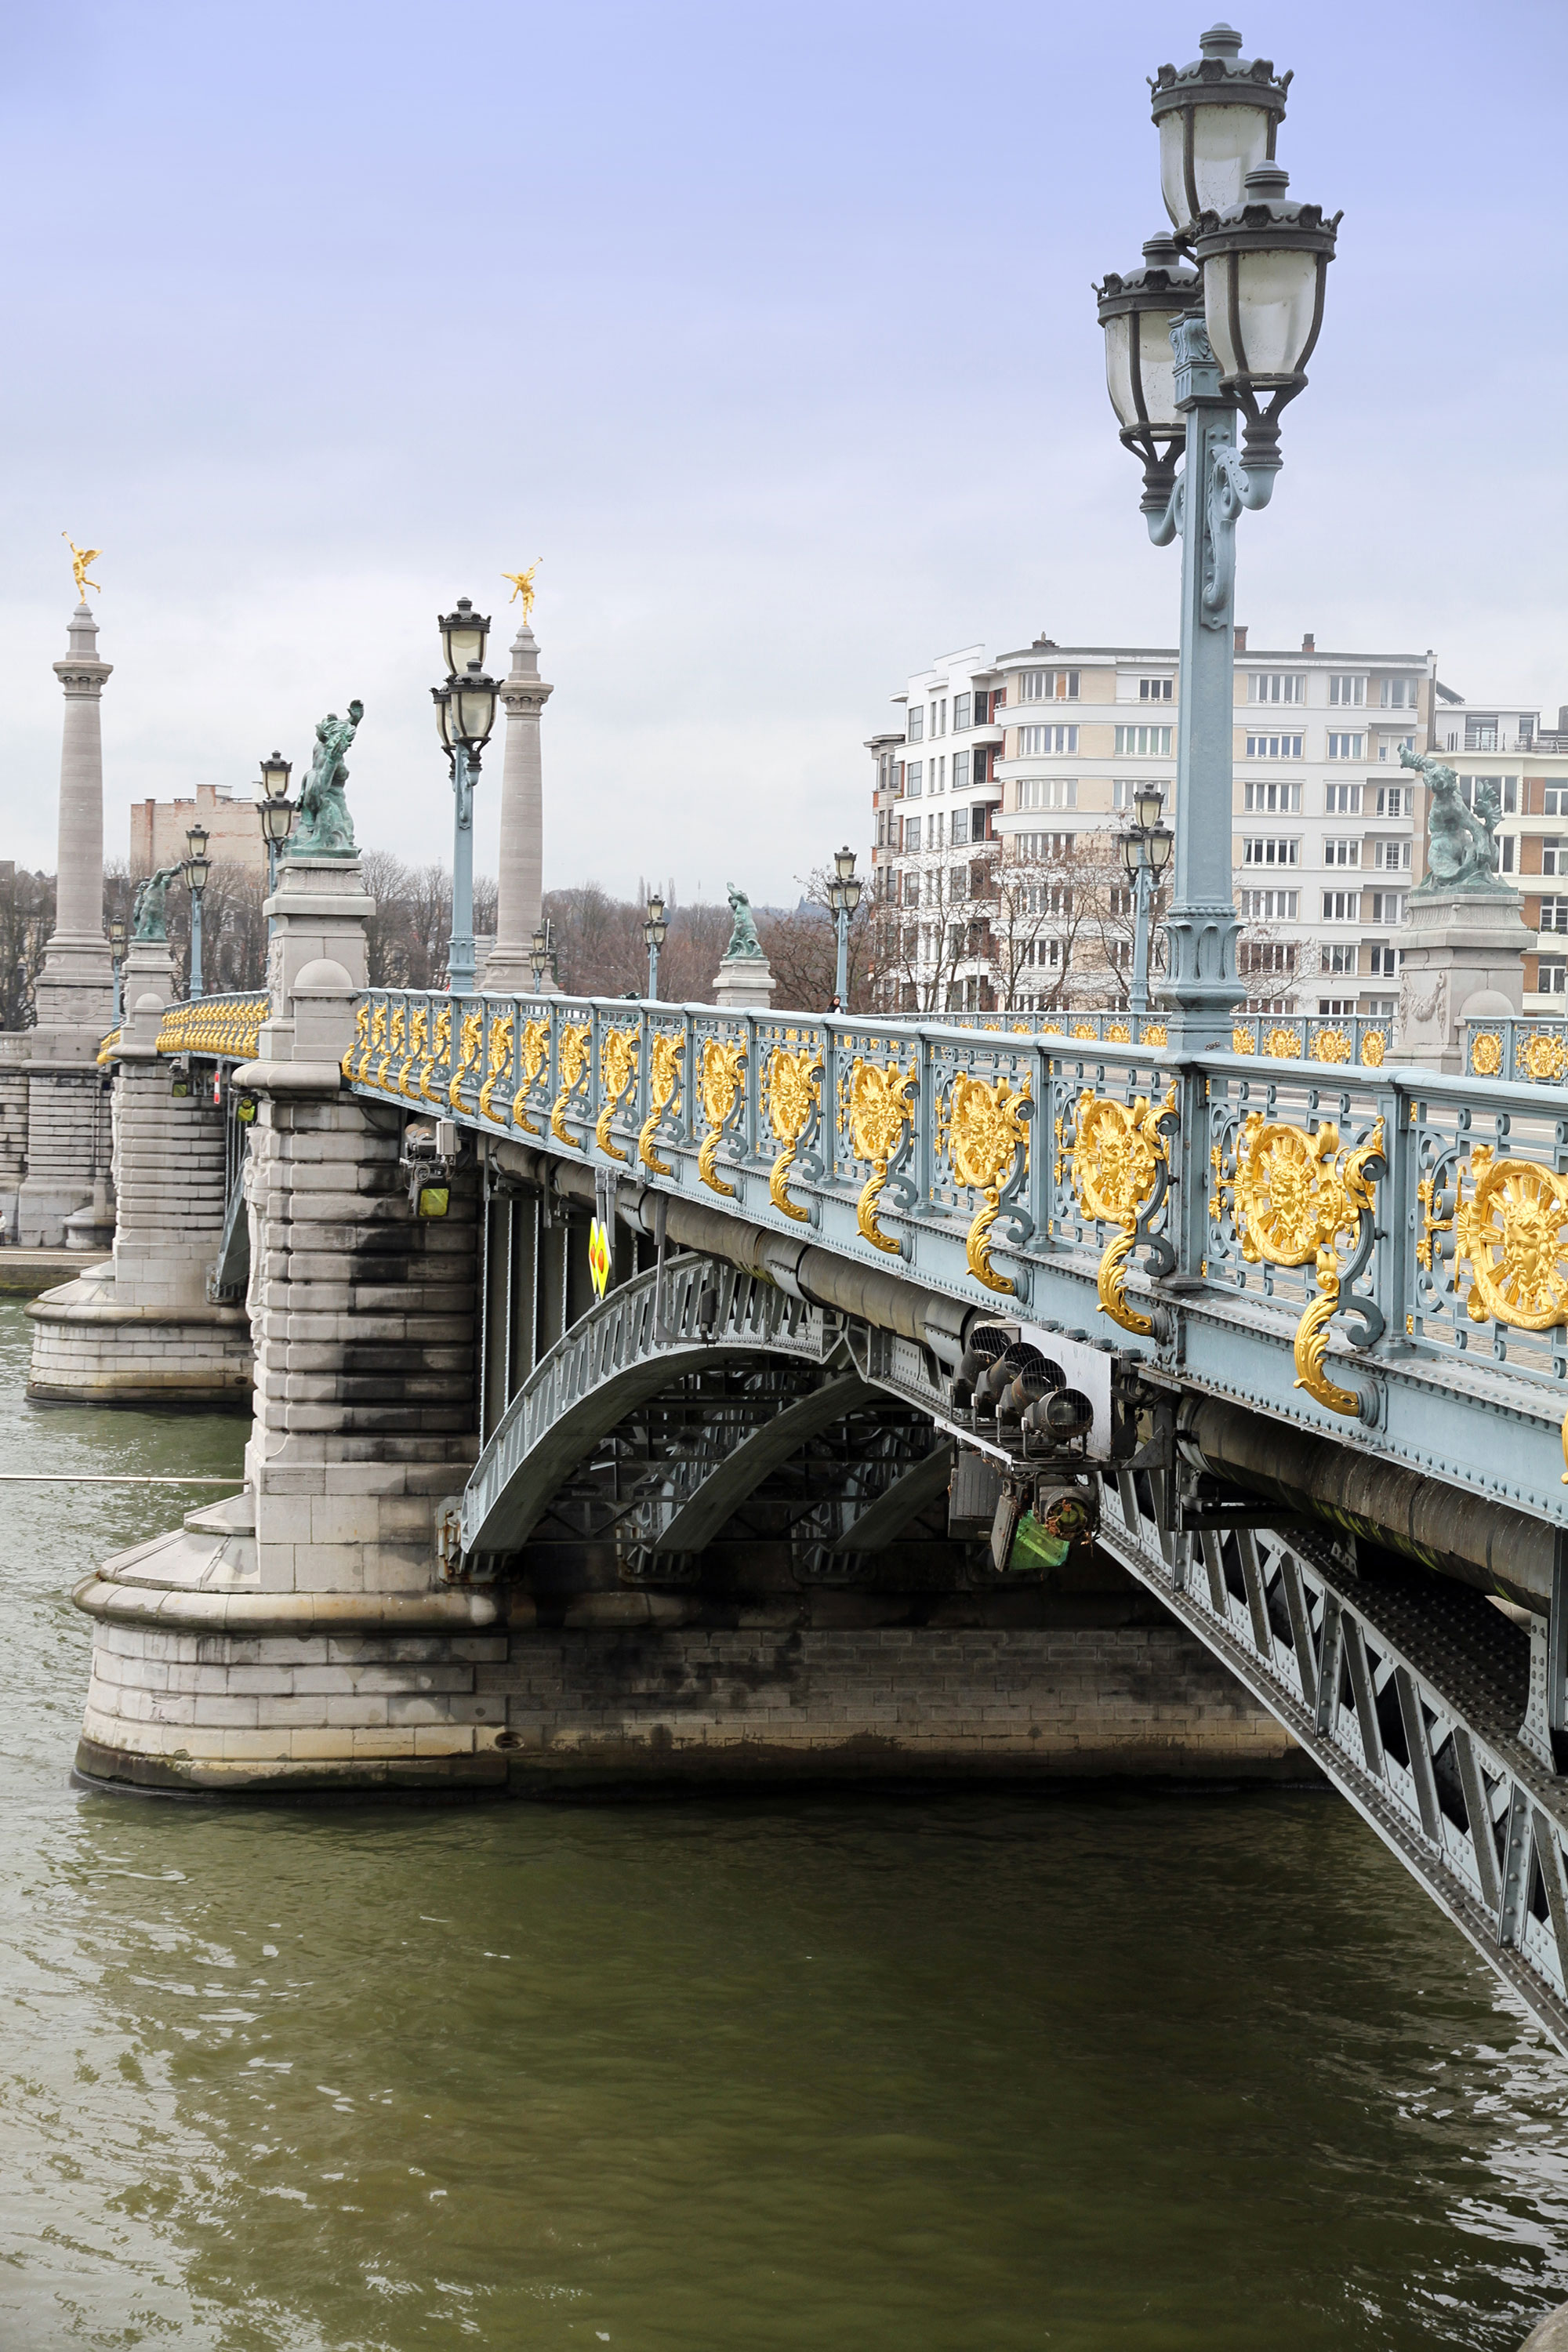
(2, 0, 1563, 906)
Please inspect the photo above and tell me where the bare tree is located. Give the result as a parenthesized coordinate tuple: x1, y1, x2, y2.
(0, 864, 54, 1029)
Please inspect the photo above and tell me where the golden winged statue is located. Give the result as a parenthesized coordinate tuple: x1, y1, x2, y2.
(63, 535, 102, 601)
(502, 560, 541, 621)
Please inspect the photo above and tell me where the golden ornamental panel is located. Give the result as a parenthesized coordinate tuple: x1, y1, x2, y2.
(639, 1033, 685, 1175)
(419, 1006, 452, 1105)
(841, 1057, 916, 1253)
(448, 1009, 483, 1111)
(697, 1038, 747, 1197)
(477, 1014, 514, 1122)
(342, 1002, 368, 1080)
(940, 1072, 1032, 1295)
(1310, 1027, 1351, 1065)
(1468, 1030, 1504, 1079)
(399, 1005, 428, 1098)
(1452, 1146, 1568, 1332)
(1359, 1031, 1386, 1068)
(1105, 1022, 1131, 1044)
(594, 1023, 641, 1162)
(376, 1002, 405, 1089)
(1264, 1025, 1301, 1061)
(1140, 1022, 1167, 1048)
(510, 1018, 549, 1134)
(1069, 1084, 1176, 1337)
(550, 1022, 592, 1149)
(765, 1045, 821, 1221)
(1524, 1033, 1566, 1083)
(1231, 1025, 1256, 1054)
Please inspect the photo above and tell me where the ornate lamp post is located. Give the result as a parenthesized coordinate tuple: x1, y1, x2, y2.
(108, 914, 126, 1024)
(644, 892, 667, 1000)
(255, 752, 293, 895)
(1119, 782, 1174, 1017)
(432, 599, 499, 997)
(529, 920, 557, 993)
(826, 846, 862, 1006)
(183, 822, 211, 999)
(1096, 24, 1338, 1048)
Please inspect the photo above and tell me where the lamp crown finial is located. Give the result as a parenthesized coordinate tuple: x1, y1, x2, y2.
(1200, 22, 1243, 57)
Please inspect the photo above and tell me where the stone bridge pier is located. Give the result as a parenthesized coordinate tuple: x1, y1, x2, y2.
(68, 869, 1301, 1795)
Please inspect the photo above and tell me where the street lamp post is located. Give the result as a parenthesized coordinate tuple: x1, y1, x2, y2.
(530, 920, 557, 993)
(433, 600, 499, 997)
(826, 847, 862, 1007)
(1119, 783, 1174, 1018)
(644, 893, 667, 1000)
(1095, 24, 1338, 1049)
(108, 915, 126, 1024)
(183, 822, 211, 999)
(255, 752, 294, 896)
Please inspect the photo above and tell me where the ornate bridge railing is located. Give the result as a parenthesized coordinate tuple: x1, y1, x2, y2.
(337, 989, 1568, 1534)
(151, 990, 269, 1062)
(1464, 1017, 1568, 1087)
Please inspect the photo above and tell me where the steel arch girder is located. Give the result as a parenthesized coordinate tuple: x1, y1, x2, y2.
(648, 1370, 875, 1554)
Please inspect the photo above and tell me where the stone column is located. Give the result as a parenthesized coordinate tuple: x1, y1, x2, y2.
(33, 603, 113, 1051)
(481, 622, 553, 994)
(1392, 887, 1533, 1074)
(0, 1041, 28, 1241)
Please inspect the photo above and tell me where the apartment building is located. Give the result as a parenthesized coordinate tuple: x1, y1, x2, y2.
(1417, 691, 1568, 1011)
(868, 630, 1440, 1016)
(129, 780, 268, 879)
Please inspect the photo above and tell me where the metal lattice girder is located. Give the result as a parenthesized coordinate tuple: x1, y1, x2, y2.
(462, 1256, 839, 1560)
(1099, 1472, 1568, 2055)
(647, 1370, 873, 1552)
(829, 1441, 955, 1553)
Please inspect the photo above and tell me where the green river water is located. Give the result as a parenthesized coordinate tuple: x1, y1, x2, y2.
(3, 1298, 1568, 2350)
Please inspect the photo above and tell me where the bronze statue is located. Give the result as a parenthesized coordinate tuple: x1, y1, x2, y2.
(63, 534, 102, 602)
(288, 702, 364, 858)
(724, 884, 765, 960)
(1402, 746, 1502, 894)
(502, 561, 541, 622)
(131, 865, 181, 942)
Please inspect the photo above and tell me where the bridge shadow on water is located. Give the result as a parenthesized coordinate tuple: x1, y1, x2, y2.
(3, 1305, 1568, 2350)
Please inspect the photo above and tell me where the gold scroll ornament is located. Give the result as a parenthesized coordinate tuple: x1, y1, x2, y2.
(1440, 1145, 1568, 1334)
(419, 1007, 452, 1105)
(1229, 1111, 1385, 1416)
(360, 1000, 386, 1083)
(595, 1024, 641, 1162)
(478, 1014, 514, 1122)
(1359, 1032, 1386, 1068)
(399, 1005, 428, 1098)
(844, 1057, 916, 1253)
(766, 1045, 821, 1221)
(639, 1033, 685, 1175)
(448, 1010, 484, 1111)
(510, 1018, 549, 1134)
(376, 1002, 405, 1089)
(551, 1023, 592, 1148)
(942, 1072, 1032, 1295)
(1070, 1084, 1176, 1337)
(1310, 1027, 1351, 1066)
(697, 1038, 746, 1197)
(342, 1002, 368, 1080)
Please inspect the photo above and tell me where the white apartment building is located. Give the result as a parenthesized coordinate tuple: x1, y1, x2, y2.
(868, 630, 1441, 1017)
(1418, 691, 1568, 1011)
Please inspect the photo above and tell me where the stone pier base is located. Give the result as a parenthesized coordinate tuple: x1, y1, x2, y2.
(74, 1494, 1308, 1795)
(27, 1261, 252, 1407)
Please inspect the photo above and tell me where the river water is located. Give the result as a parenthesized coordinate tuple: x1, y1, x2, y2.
(4, 1299, 1568, 2349)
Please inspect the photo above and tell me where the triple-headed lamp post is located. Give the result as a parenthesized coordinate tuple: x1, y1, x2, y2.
(432, 599, 500, 996)
(183, 822, 211, 1000)
(108, 915, 126, 1025)
(1119, 782, 1174, 1018)
(826, 847, 862, 1006)
(644, 893, 668, 1000)
(255, 752, 293, 894)
(1095, 22, 1338, 1047)
(530, 920, 557, 993)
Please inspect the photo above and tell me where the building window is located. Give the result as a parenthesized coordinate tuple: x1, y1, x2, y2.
(1377, 735, 1417, 761)
(1248, 673, 1305, 704)
(1374, 785, 1413, 818)
(1014, 832, 1075, 859)
(952, 692, 971, 732)
(952, 749, 971, 789)
(1324, 782, 1362, 814)
(906, 760, 923, 797)
(1327, 733, 1364, 760)
(1379, 677, 1419, 708)
(1501, 836, 1516, 873)
(1545, 840, 1568, 877)
(1317, 997, 1358, 1015)
(1329, 676, 1366, 707)
(1240, 942, 1297, 976)
(907, 708, 923, 743)
(903, 870, 919, 906)
(903, 816, 921, 853)
(1323, 839, 1360, 868)
(1240, 888, 1299, 920)
(1323, 943, 1357, 975)
(1017, 778, 1078, 811)
(1243, 837, 1299, 866)
(1541, 898, 1568, 934)
(1138, 677, 1173, 700)
(971, 804, 993, 843)
(1017, 724, 1078, 755)
(933, 755, 946, 793)
(973, 690, 990, 724)
(1368, 945, 1399, 977)
(1322, 890, 1359, 920)
(1542, 786, 1568, 817)
(1539, 960, 1568, 996)
(1370, 891, 1405, 925)
(1115, 724, 1172, 756)
(1243, 779, 1301, 812)
(1244, 733, 1303, 760)
(951, 807, 969, 847)
(1372, 839, 1411, 871)
(1018, 668, 1080, 702)
(930, 811, 945, 850)
(1465, 718, 1499, 752)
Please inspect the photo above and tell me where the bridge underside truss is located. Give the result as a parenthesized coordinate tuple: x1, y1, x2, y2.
(1099, 1474, 1568, 2054)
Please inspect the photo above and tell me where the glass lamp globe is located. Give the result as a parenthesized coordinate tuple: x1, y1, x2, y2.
(1191, 165, 1340, 456)
(1149, 24, 1290, 242)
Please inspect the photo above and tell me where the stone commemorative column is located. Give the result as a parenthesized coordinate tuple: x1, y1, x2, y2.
(18, 603, 116, 1245)
(481, 621, 552, 994)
